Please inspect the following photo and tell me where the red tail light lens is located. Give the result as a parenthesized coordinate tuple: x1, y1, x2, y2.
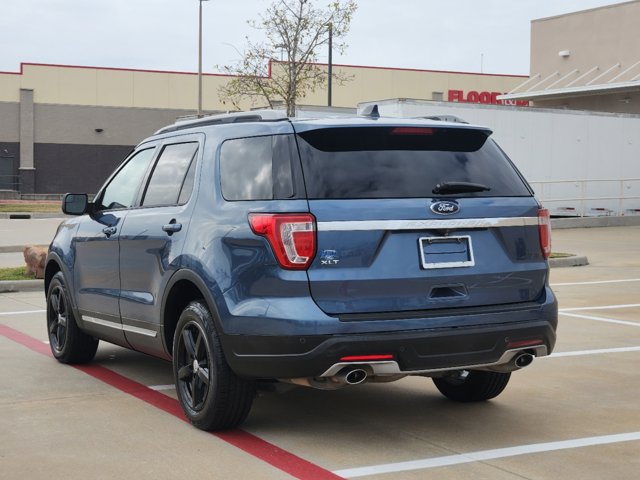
(249, 213, 316, 270)
(538, 208, 551, 259)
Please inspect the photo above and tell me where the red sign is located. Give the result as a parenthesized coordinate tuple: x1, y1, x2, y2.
(448, 90, 529, 106)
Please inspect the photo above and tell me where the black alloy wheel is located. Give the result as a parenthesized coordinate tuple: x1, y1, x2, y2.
(173, 300, 255, 431)
(175, 321, 212, 412)
(47, 283, 68, 354)
(46, 271, 99, 364)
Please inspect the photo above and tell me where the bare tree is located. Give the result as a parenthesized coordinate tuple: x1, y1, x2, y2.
(217, 0, 357, 117)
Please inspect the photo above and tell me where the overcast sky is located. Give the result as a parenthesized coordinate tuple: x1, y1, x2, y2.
(0, 0, 630, 76)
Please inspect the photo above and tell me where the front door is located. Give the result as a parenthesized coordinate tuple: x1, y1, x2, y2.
(73, 146, 157, 346)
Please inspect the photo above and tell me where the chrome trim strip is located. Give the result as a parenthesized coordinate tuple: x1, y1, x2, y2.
(82, 315, 157, 338)
(317, 217, 538, 232)
(320, 346, 548, 377)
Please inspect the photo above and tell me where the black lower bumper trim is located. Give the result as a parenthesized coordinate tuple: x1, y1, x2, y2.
(223, 320, 556, 379)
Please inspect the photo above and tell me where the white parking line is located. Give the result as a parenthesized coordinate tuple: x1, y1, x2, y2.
(333, 432, 640, 478)
(560, 304, 640, 312)
(0, 309, 46, 316)
(148, 384, 175, 391)
(560, 312, 640, 327)
(544, 346, 640, 358)
(551, 278, 640, 287)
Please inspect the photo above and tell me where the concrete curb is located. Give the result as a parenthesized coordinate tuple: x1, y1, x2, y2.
(0, 213, 68, 219)
(548, 254, 589, 268)
(0, 245, 48, 253)
(1, 255, 589, 293)
(0, 279, 44, 293)
(551, 216, 640, 229)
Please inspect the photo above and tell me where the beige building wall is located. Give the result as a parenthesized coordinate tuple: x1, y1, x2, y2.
(0, 62, 526, 112)
(531, 1, 640, 79)
(526, 0, 640, 112)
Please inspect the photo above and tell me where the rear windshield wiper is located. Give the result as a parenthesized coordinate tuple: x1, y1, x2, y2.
(433, 181, 491, 194)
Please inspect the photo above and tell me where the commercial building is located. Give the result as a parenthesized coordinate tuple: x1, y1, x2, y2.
(0, 62, 525, 196)
(499, 0, 640, 112)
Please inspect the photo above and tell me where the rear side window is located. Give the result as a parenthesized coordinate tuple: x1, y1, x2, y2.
(142, 142, 198, 207)
(220, 135, 298, 201)
(296, 127, 531, 199)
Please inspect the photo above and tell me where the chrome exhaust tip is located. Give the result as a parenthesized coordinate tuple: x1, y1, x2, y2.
(339, 368, 368, 385)
(514, 352, 535, 369)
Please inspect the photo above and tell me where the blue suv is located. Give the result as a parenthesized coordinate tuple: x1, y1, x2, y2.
(46, 109, 557, 431)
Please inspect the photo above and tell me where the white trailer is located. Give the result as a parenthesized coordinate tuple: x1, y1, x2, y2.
(357, 99, 640, 217)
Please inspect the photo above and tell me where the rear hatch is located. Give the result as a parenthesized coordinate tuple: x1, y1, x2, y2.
(293, 122, 548, 319)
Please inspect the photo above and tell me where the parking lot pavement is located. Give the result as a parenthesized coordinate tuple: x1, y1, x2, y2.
(2, 226, 639, 480)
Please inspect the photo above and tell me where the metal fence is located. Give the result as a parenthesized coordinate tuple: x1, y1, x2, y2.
(530, 179, 640, 217)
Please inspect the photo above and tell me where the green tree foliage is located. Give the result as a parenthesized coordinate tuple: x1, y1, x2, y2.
(218, 0, 357, 116)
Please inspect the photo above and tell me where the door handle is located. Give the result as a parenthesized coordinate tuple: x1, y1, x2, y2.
(162, 222, 182, 235)
(102, 226, 117, 237)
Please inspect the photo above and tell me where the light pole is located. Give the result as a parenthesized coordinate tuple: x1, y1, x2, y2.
(198, 0, 209, 117)
(327, 22, 333, 107)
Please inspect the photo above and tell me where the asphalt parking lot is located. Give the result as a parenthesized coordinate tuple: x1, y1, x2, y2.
(2, 225, 639, 480)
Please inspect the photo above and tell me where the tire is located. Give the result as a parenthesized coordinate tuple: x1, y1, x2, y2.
(433, 370, 511, 402)
(46, 271, 99, 364)
(173, 300, 255, 431)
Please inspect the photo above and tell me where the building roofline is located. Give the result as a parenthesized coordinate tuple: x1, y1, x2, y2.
(498, 80, 640, 101)
(0, 61, 527, 80)
(532, 0, 640, 24)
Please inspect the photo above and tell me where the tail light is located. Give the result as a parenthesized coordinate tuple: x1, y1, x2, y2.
(538, 208, 551, 259)
(249, 213, 316, 270)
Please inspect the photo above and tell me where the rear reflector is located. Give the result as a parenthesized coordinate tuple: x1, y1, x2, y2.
(340, 354, 394, 362)
(538, 208, 552, 259)
(249, 213, 316, 270)
(507, 339, 544, 349)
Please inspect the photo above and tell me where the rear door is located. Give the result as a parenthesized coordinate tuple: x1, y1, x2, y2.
(118, 135, 201, 354)
(295, 124, 547, 322)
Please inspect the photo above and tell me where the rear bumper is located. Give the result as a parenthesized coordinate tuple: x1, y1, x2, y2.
(223, 317, 557, 379)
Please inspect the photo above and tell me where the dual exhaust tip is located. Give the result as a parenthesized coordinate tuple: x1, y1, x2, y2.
(337, 367, 368, 385)
(340, 352, 535, 381)
(514, 352, 535, 369)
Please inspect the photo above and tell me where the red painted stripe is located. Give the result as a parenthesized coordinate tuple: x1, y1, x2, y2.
(0, 60, 526, 79)
(0, 324, 343, 480)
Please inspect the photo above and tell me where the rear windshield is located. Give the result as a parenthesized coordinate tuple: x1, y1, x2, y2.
(296, 127, 531, 199)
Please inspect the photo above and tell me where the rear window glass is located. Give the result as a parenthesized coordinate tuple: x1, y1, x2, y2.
(296, 127, 531, 199)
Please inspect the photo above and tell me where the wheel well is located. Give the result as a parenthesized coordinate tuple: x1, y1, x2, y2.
(163, 280, 205, 356)
(44, 261, 61, 293)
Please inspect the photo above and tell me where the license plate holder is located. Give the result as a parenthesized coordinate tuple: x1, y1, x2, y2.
(419, 235, 474, 269)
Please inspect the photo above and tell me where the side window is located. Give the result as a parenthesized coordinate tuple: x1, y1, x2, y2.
(98, 148, 155, 210)
(220, 135, 296, 201)
(142, 142, 199, 207)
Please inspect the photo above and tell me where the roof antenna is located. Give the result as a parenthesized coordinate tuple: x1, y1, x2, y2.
(360, 104, 380, 119)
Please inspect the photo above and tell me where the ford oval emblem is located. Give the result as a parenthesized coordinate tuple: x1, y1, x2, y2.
(430, 201, 460, 215)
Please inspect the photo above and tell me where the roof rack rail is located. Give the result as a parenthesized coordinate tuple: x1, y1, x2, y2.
(154, 109, 289, 135)
(419, 115, 468, 124)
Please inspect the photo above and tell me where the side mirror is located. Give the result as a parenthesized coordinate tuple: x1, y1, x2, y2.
(62, 193, 89, 215)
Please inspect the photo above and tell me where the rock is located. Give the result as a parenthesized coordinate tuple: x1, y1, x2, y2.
(23, 246, 47, 279)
